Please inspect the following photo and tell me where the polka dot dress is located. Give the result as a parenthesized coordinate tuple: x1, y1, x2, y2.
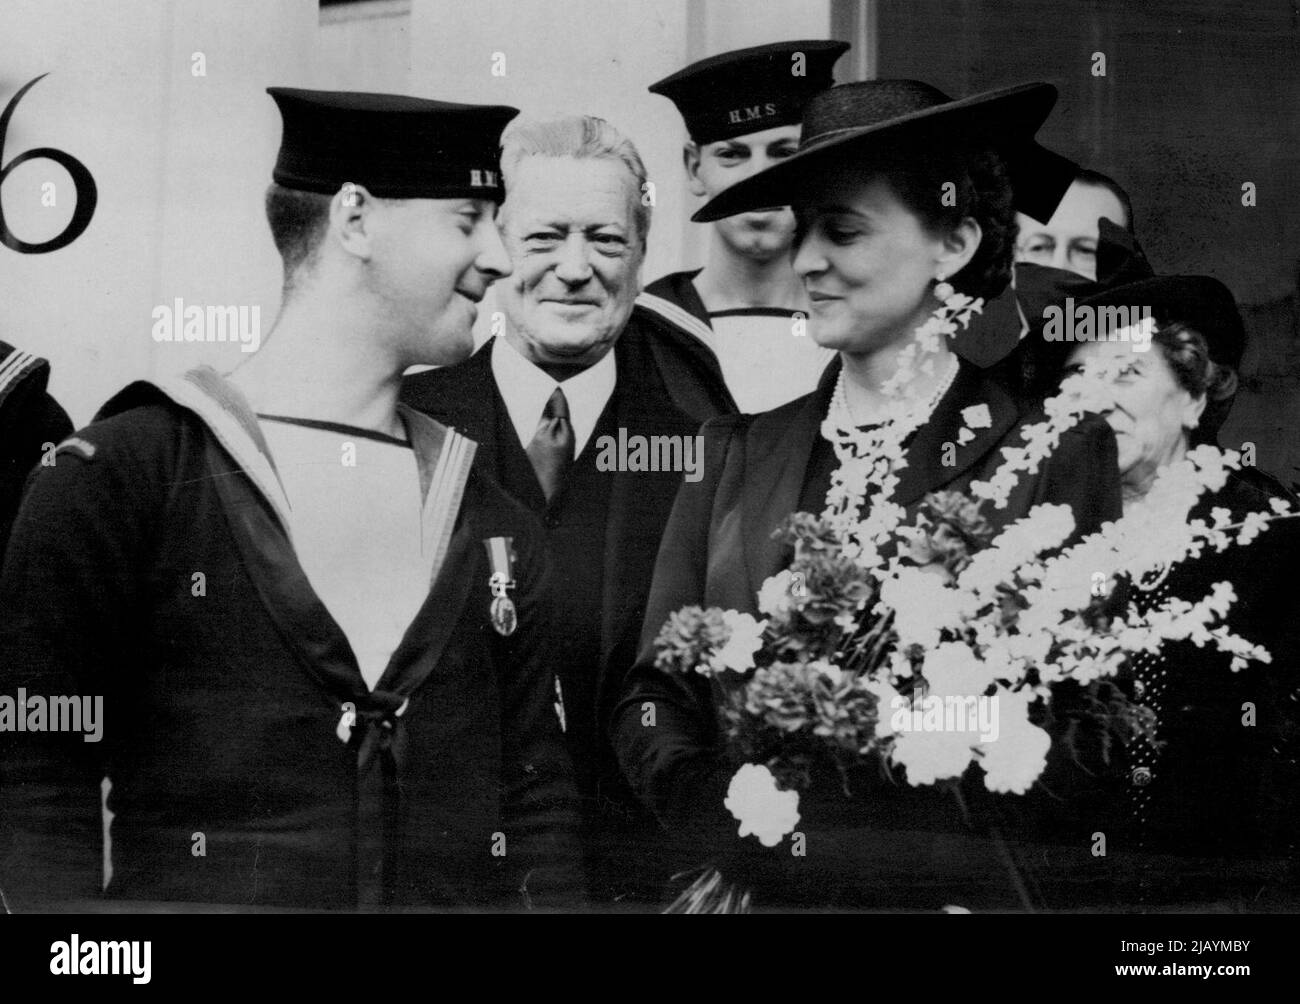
(1125, 574, 1173, 852)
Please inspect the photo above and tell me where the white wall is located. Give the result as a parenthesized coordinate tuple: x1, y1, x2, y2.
(0, 0, 319, 426)
(320, 0, 412, 92)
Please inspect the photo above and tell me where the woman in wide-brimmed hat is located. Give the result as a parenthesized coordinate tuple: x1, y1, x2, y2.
(1044, 221, 1300, 910)
(611, 80, 1126, 911)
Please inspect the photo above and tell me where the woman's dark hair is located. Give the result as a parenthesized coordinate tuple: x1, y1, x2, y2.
(264, 183, 332, 292)
(1152, 319, 1239, 441)
(866, 135, 1018, 302)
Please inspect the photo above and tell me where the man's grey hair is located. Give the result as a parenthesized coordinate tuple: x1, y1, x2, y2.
(499, 115, 651, 247)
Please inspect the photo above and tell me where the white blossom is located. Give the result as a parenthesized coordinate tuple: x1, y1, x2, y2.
(921, 642, 995, 698)
(881, 567, 970, 649)
(724, 764, 800, 847)
(978, 689, 1050, 794)
(890, 727, 977, 786)
(757, 570, 797, 618)
(958, 503, 1075, 599)
(713, 611, 767, 673)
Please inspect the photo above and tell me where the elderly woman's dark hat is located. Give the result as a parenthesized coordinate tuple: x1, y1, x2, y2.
(1011, 219, 1247, 400)
(1076, 218, 1246, 370)
(693, 79, 1077, 225)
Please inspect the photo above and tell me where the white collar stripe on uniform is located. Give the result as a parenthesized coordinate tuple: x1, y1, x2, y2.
(634, 290, 719, 355)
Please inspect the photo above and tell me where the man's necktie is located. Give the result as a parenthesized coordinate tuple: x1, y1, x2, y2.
(525, 386, 574, 503)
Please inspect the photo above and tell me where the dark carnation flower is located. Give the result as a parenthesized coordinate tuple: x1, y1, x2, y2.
(653, 605, 730, 676)
(907, 491, 996, 575)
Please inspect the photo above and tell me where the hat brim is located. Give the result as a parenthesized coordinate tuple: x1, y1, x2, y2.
(693, 82, 1060, 223)
(1075, 275, 1245, 367)
(1077, 275, 1231, 313)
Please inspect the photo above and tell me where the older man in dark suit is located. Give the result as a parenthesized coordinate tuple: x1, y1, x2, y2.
(402, 114, 734, 905)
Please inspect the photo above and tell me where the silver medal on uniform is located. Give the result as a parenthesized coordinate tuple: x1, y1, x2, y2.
(336, 701, 356, 744)
(484, 536, 518, 637)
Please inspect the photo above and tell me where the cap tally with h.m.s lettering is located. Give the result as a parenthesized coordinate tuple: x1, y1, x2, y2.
(648, 40, 849, 146)
(267, 87, 519, 201)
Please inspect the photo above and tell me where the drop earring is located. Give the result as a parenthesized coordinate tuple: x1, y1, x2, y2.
(933, 275, 955, 302)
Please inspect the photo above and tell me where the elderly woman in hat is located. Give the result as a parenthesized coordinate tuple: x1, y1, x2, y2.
(1050, 223, 1300, 910)
(612, 80, 1126, 911)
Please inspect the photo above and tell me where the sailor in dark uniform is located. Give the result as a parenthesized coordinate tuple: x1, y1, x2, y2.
(0, 89, 581, 911)
(641, 41, 848, 413)
(0, 342, 72, 556)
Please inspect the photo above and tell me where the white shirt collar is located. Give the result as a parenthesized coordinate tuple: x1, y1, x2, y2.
(490, 337, 617, 457)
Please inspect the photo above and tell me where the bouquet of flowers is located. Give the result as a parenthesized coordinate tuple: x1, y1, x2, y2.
(653, 294, 1295, 912)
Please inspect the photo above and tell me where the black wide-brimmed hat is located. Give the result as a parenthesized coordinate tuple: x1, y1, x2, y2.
(693, 79, 1077, 224)
(1076, 218, 1245, 369)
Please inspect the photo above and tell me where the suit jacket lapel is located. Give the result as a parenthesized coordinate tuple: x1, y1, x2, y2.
(740, 362, 839, 599)
(598, 348, 702, 670)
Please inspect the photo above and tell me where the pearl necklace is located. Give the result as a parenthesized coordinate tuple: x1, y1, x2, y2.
(828, 353, 960, 431)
